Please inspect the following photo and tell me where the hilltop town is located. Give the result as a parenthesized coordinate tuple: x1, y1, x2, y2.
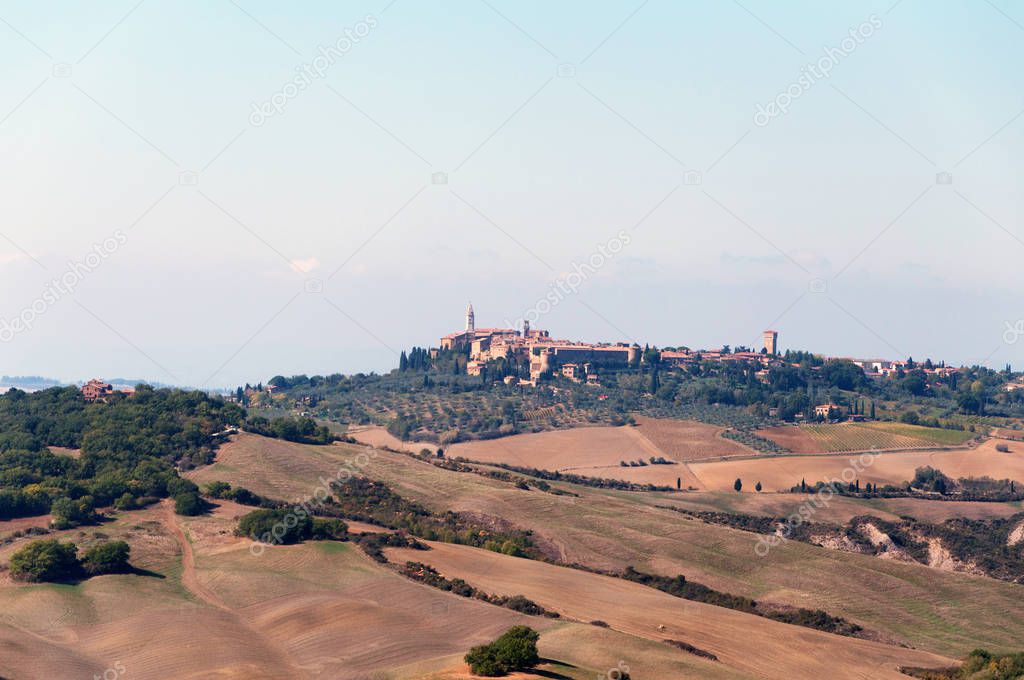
(441, 303, 959, 387)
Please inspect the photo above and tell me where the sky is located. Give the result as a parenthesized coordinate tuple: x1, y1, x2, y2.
(0, 0, 1022, 388)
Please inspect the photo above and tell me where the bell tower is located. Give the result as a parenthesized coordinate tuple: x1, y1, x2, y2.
(466, 303, 475, 332)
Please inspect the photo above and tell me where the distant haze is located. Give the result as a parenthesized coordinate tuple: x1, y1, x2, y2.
(0, 1, 1020, 387)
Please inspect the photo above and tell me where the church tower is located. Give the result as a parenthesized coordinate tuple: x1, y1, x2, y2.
(466, 303, 475, 332)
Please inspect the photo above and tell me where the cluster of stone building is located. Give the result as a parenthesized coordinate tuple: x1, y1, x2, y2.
(439, 304, 959, 391)
(439, 305, 783, 385)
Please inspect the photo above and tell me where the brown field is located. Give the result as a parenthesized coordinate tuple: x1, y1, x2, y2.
(447, 424, 706, 489)
(689, 438, 1024, 493)
(757, 425, 828, 453)
(189, 433, 1024, 657)
(0, 500, 582, 679)
(633, 416, 754, 460)
(347, 424, 432, 453)
(387, 541, 951, 679)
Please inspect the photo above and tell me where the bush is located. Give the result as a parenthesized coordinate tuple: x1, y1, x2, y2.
(996, 443, 1011, 453)
(174, 491, 206, 516)
(464, 626, 540, 676)
(81, 541, 131, 575)
(9, 539, 81, 582)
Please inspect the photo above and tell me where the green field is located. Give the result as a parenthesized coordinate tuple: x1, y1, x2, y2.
(859, 421, 975, 446)
(799, 423, 973, 452)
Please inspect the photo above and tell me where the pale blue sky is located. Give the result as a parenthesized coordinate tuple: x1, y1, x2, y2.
(0, 0, 1021, 387)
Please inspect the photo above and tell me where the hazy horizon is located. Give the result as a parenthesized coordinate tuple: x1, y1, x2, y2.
(2, 0, 1021, 387)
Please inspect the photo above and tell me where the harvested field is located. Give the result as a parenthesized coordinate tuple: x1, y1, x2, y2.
(448, 425, 665, 470)
(689, 438, 1024, 493)
(346, 424, 432, 453)
(386, 541, 952, 680)
(633, 416, 754, 461)
(447, 425, 705, 488)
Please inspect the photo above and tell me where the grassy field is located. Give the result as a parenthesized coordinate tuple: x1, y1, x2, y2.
(759, 422, 974, 453)
(859, 421, 976, 446)
(188, 433, 1024, 659)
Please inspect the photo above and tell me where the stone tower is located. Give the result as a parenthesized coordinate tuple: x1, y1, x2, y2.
(466, 303, 475, 332)
(763, 330, 778, 355)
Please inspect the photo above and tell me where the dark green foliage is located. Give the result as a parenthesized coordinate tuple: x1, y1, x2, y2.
(328, 477, 538, 557)
(173, 491, 206, 516)
(911, 466, 954, 494)
(81, 541, 131, 575)
(235, 508, 348, 545)
(619, 566, 861, 636)
(0, 385, 244, 523)
(9, 539, 81, 582)
(244, 416, 333, 444)
(901, 649, 1024, 679)
(664, 639, 718, 661)
(50, 496, 99, 529)
(401, 562, 558, 618)
(464, 626, 541, 676)
(236, 508, 312, 544)
(355, 532, 427, 563)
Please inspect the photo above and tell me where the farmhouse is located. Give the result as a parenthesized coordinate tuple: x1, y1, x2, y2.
(81, 378, 114, 402)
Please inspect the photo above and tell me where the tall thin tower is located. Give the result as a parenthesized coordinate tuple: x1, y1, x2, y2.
(466, 303, 475, 332)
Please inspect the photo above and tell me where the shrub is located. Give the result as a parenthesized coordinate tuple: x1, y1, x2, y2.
(9, 539, 81, 582)
(996, 443, 1011, 453)
(81, 541, 131, 575)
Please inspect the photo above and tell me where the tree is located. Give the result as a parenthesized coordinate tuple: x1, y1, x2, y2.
(755, 481, 762, 492)
(82, 541, 131, 575)
(465, 626, 540, 676)
(174, 491, 206, 516)
(9, 539, 81, 582)
(734, 478, 742, 492)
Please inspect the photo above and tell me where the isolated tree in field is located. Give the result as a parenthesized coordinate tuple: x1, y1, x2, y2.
(755, 481, 762, 492)
(676, 477, 681, 490)
(465, 625, 540, 676)
(734, 478, 742, 492)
